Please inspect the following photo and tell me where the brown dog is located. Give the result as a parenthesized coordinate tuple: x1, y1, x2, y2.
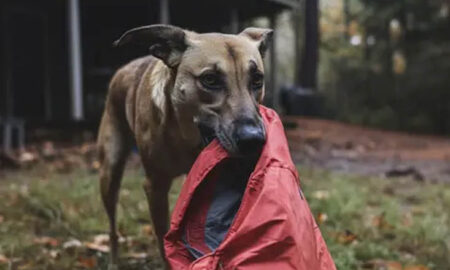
(97, 24, 273, 269)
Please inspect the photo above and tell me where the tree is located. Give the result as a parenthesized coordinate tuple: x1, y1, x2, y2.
(299, 0, 319, 90)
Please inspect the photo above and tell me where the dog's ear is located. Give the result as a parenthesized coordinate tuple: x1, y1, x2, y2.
(114, 24, 188, 68)
(239, 28, 273, 58)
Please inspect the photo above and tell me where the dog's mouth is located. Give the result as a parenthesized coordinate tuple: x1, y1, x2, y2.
(216, 128, 238, 154)
(197, 123, 217, 147)
(197, 123, 238, 154)
(197, 122, 264, 157)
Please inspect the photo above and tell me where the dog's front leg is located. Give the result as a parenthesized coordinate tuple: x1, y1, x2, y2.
(143, 175, 172, 267)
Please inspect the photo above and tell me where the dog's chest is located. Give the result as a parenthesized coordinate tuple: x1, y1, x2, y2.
(147, 140, 201, 177)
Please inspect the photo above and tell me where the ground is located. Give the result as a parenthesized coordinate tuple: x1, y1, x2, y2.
(0, 117, 449, 269)
(285, 117, 450, 183)
(0, 165, 449, 269)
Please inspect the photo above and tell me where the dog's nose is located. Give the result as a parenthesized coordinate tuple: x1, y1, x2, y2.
(234, 122, 265, 154)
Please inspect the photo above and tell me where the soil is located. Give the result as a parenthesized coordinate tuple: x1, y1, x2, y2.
(284, 116, 450, 183)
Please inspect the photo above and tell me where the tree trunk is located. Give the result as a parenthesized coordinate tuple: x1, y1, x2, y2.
(343, 0, 350, 40)
(299, 0, 319, 90)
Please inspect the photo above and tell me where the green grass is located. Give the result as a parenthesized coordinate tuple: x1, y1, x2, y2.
(299, 168, 450, 269)
(0, 166, 449, 269)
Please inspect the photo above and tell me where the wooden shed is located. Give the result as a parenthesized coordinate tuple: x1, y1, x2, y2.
(0, 0, 300, 150)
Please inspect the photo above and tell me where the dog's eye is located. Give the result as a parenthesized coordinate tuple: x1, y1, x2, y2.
(250, 73, 264, 90)
(200, 73, 223, 90)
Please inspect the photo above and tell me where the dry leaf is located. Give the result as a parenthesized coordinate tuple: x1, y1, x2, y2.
(386, 261, 403, 270)
(84, 242, 110, 253)
(316, 212, 328, 225)
(336, 230, 357, 245)
(0, 254, 9, 264)
(0, 215, 4, 223)
(141, 224, 153, 236)
(372, 213, 394, 230)
(19, 152, 38, 163)
(79, 143, 95, 155)
(126, 252, 148, 259)
(33, 236, 59, 247)
(42, 141, 57, 159)
(312, 190, 330, 200)
(43, 249, 60, 259)
(77, 256, 97, 268)
(63, 239, 82, 250)
(93, 234, 109, 245)
(91, 160, 100, 170)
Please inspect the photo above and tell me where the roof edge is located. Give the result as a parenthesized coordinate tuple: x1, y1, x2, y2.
(267, 0, 301, 8)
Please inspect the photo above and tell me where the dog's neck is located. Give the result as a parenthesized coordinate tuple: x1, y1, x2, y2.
(150, 60, 201, 149)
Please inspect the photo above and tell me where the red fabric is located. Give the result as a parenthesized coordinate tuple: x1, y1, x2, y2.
(183, 169, 218, 255)
(164, 106, 336, 270)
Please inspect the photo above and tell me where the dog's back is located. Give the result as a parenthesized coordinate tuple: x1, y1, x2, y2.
(104, 56, 154, 132)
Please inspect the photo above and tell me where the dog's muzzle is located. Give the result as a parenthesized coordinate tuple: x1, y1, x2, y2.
(232, 119, 265, 155)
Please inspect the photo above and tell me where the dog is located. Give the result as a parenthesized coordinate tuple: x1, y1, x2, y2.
(97, 24, 273, 269)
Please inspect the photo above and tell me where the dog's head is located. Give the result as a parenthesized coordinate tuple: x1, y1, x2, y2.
(115, 25, 273, 156)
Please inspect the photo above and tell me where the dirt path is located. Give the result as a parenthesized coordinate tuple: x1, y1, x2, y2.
(284, 117, 450, 183)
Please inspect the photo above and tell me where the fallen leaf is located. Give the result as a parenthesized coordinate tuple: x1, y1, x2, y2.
(91, 160, 100, 170)
(43, 249, 60, 259)
(386, 261, 403, 270)
(19, 152, 38, 163)
(77, 256, 97, 268)
(316, 212, 328, 225)
(122, 189, 131, 197)
(126, 252, 148, 259)
(79, 143, 95, 155)
(33, 236, 59, 247)
(141, 224, 153, 236)
(312, 190, 330, 200)
(84, 242, 110, 253)
(0, 254, 9, 264)
(336, 230, 357, 245)
(63, 239, 82, 250)
(93, 234, 109, 245)
(41, 141, 57, 159)
(372, 213, 394, 230)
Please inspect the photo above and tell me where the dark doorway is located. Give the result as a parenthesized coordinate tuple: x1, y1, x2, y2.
(5, 10, 49, 120)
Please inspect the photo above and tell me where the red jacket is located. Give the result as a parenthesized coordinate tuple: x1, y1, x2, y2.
(164, 106, 336, 270)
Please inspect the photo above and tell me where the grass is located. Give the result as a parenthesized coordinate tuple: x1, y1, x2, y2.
(0, 165, 449, 269)
(299, 168, 450, 270)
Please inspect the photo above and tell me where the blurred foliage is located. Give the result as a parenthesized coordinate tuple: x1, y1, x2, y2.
(319, 0, 450, 134)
